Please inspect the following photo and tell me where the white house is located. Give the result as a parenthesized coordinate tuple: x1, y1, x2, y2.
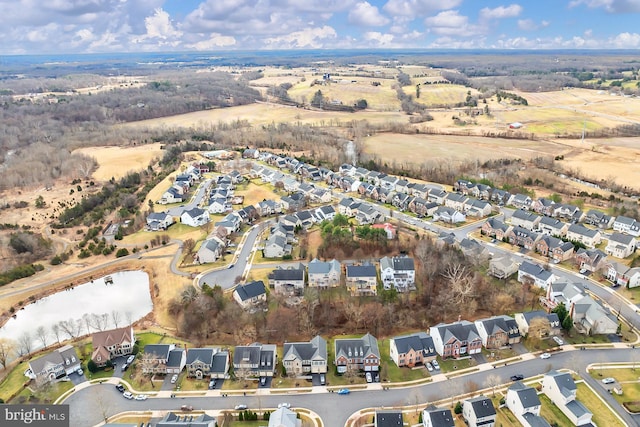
(506, 382, 550, 427)
(605, 232, 637, 258)
(181, 207, 210, 227)
(379, 256, 415, 292)
(422, 405, 454, 427)
(233, 281, 267, 310)
(612, 215, 640, 236)
(517, 261, 557, 290)
(542, 370, 593, 426)
(146, 212, 174, 231)
(196, 238, 224, 264)
(307, 258, 341, 288)
(269, 264, 305, 296)
(566, 224, 601, 249)
(463, 396, 496, 427)
(268, 407, 300, 427)
(433, 206, 466, 223)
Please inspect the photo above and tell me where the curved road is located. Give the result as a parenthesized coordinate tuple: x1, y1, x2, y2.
(65, 347, 639, 427)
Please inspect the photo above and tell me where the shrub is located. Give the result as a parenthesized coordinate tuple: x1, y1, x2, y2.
(115, 248, 129, 258)
(454, 401, 463, 414)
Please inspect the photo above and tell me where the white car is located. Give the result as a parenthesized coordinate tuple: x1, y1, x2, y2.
(553, 336, 564, 345)
(602, 377, 616, 384)
(126, 355, 135, 364)
(170, 374, 178, 384)
(540, 353, 551, 359)
(235, 404, 247, 410)
(76, 368, 84, 376)
(278, 402, 291, 409)
(431, 360, 440, 370)
(123, 391, 134, 399)
(425, 362, 434, 372)
(135, 394, 148, 401)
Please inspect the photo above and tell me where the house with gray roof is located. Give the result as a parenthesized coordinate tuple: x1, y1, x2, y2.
(156, 412, 216, 427)
(482, 217, 512, 240)
(282, 335, 328, 375)
(314, 204, 337, 222)
(146, 211, 174, 231)
(444, 192, 468, 211)
(269, 407, 301, 427)
(613, 215, 640, 236)
(233, 343, 277, 378)
(463, 396, 496, 427)
(430, 320, 482, 358)
(160, 186, 184, 204)
(233, 281, 267, 310)
(269, 264, 305, 295)
(584, 209, 615, 229)
(375, 411, 404, 427)
(566, 224, 601, 249)
(475, 315, 521, 349)
(506, 382, 550, 427)
(532, 198, 556, 216)
(29, 345, 81, 385)
(422, 405, 455, 427)
(518, 261, 557, 289)
(346, 264, 378, 296)
(542, 370, 593, 426)
(535, 236, 575, 262)
(574, 248, 607, 273)
(508, 193, 533, 210)
(307, 258, 341, 288)
(515, 311, 561, 337)
(511, 209, 542, 231)
(488, 256, 518, 279)
(507, 225, 542, 250)
(263, 234, 292, 258)
(459, 237, 490, 260)
(389, 332, 436, 368)
(355, 203, 382, 225)
(334, 333, 380, 373)
(186, 348, 229, 380)
(605, 232, 637, 258)
(379, 256, 415, 292)
(181, 207, 210, 227)
(141, 344, 186, 375)
(537, 216, 569, 237)
(572, 295, 618, 335)
(433, 206, 466, 224)
(196, 238, 223, 264)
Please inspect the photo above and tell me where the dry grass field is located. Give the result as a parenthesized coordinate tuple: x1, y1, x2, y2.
(411, 84, 482, 107)
(74, 143, 165, 181)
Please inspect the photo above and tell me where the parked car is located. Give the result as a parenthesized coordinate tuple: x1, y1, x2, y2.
(115, 384, 125, 393)
(553, 336, 564, 345)
(431, 360, 440, 370)
(540, 353, 551, 359)
(365, 372, 372, 383)
(260, 377, 266, 386)
(209, 379, 217, 389)
(126, 355, 135, 364)
(337, 388, 350, 395)
(170, 374, 178, 384)
(510, 374, 525, 381)
(76, 368, 84, 376)
(121, 363, 128, 372)
(319, 374, 326, 385)
(425, 362, 433, 372)
(135, 394, 148, 401)
(278, 402, 291, 409)
(123, 391, 134, 399)
(602, 377, 616, 384)
(180, 405, 193, 411)
(228, 263, 234, 269)
(234, 404, 247, 410)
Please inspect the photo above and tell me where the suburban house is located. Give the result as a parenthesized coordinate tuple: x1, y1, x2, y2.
(506, 382, 550, 427)
(375, 411, 404, 427)
(334, 333, 380, 373)
(515, 311, 561, 337)
(511, 209, 541, 231)
(542, 370, 593, 426)
(475, 315, 521, 349)
(545, 282, 587, 311)
(535, 236, 575, 262)
(263, 234, 292, 258)
(181, 207, 210, 227)
(488, 256, 518, 279)
(490, 188, 511, 205)
(282, 335, 328, 376)
(186, 348, 230, 380)
(208, 197, 231, 214)
(242, 148, 260, 159)
(444, 192, 468, 211)
(430, 320, 483, 359)
(566, 224, 601, 249)
(625, 267, 640, 289)
(233, 280, 267, 309)
(345, 264, 378, 296)
(422, 405, 455, 427)
(379, 256, 415, 292)
(233, 343, 278, 378)
(141, 344, 186, 375)
(460, 238, 490, 260)
(268, 407, 301, 427)
(606, 261, 630, 287)
(463, 396, 497, 427)
(518, 261, 557, 289)
(29, 345, 81, 385)
(389, 332, 437, 368)
(433, 206, 466, 223)
(482, 218, 512, 240)
(506, 226, 541, 250)
(91, 326, 135, 366)
(156, 413, 215, 427)
(509, 193, 533, 210)
(269, 264, 306, 296)
(537, 216, 569, 237)
(160, 186, 184, 204)
(355, 204, 382, 225)
(574, 248, 607, 273)
(146, 212, 174, 231)
(532, 198, 556, 216)
(612, 215, 640, 236)
(553, 204, 584, 222)
(372, 222, 398, 240)
(195, 238, 224, 264)
(605, 232, 637, 258)
(307, 258, 341, 288)
(584, 209, 615, 229)
(571, 295, 619, 335)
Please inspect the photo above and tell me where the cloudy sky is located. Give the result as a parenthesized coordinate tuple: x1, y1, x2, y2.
(2, 0, 640, 54)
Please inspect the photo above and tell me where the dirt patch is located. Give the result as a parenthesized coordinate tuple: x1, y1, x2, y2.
(74, 143, 165, 182)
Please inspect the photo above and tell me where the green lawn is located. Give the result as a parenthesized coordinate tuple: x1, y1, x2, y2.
(14, 380, 74, 405)
(0, 360, 32, 402)
(378, 338, 430, 383)
(576, 383, 626, 427)
(539, 394, 573, 427)
(437, 357, 478, 373)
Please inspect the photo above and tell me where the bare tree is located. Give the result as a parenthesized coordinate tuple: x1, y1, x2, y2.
(59, 318, 79, 338)
(527, 317, 551, 350)
(111, 310, 121, 328)
(125, 311, 133, 326)
(17, 332, 33, 356)
(484, 373, 502, 397)
(35, 325, 49, 349)
(51, 323, 62, 343)
(0, 338, 16, 369)
(82, 313, 93, 335)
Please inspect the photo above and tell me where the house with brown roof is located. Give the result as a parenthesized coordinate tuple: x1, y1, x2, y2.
(91, 326, 135, 367)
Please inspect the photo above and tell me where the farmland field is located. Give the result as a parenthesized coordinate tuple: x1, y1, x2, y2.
(74, 143, 165, 181)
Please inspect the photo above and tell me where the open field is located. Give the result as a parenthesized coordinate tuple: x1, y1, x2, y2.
(74, 143, 165, 182)
(411, 84, 482, 107)
(126, 101, 409, 129)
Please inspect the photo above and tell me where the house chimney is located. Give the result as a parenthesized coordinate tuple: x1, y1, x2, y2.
(457, 314, 462, 322)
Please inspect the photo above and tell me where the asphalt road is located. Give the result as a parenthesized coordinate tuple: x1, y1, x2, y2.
(65, 347, 639, 427)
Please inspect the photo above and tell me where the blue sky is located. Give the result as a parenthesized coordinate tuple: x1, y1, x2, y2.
(1, 0, 640, 54)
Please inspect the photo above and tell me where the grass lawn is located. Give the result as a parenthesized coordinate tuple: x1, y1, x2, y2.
(576, 383, 627, 426)
(589, 367, 640, 382)
(437, 357, 478, 373)
(378, 338, 430, 383)
(15, 380, 74, 404)
(122, 222, 206, 245)
(0, 360, 32, 402)
(271, 377, 312, 389)
(539, 394, 573, 427)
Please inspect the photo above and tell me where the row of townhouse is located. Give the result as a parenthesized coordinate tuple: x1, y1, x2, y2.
(158, 164, 202, 205)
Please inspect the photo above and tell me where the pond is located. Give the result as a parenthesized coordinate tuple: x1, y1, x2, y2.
(0, 270, 152, 353)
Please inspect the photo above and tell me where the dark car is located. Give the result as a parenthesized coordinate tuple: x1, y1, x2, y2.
(181, 405, 193, 411)
(510, 374, 524, 381)
(115, 384, 125, 393)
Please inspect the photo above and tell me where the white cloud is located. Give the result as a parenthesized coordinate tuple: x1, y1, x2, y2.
(263, 26, 337, 48)
(479, 4, 523, 20)
(186, 34, 237, 50)
(362, 31, 395, 46)
(425, 10, 483, 37)
(348, 2, 390, 26)
(517, 18, 549, 31)
(610, 31, 640, 47)
(136, 8, 182, 41)
(569, 0, 640, 13)
(382, 0, 463, 16)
